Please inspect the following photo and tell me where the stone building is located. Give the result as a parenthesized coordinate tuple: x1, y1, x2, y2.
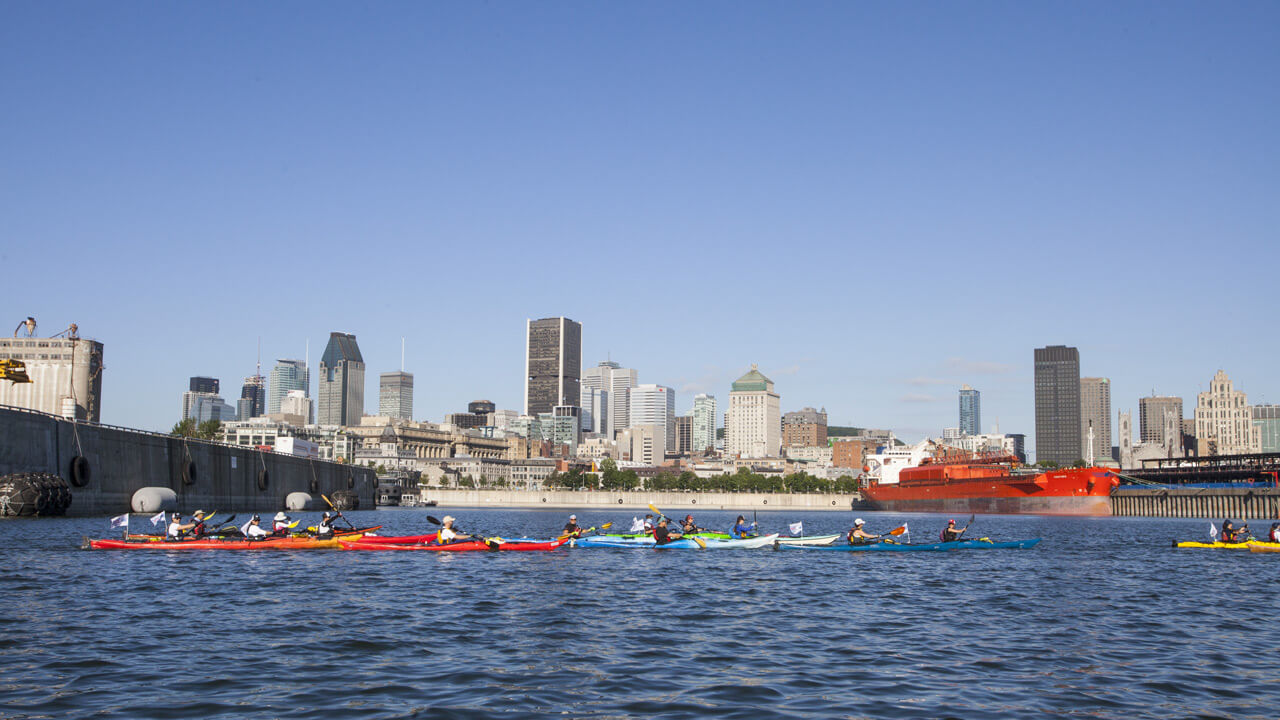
(1194, 370, 1261, 455)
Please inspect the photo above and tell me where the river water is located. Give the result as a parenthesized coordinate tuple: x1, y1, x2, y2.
(1, 508, 1277, 719)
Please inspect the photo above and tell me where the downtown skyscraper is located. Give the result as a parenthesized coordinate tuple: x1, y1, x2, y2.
(1080, 377, 1112, 463)
(379, 371, 413, 421)
(1034, 345, 1081, 466)
(691, 393, 718, 454)
(582, 360, 637, 439)
(524, 317, 581, 417)
(317, 332, 365, 426)
(958, 384, 980, 436)
(268, 359, 309, 416)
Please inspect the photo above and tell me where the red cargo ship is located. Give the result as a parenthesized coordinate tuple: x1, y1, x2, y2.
(861, 450, 1118, 516)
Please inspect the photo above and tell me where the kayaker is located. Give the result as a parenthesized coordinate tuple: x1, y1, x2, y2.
(436, 516, 472, 544)
(242, 515, 271, 540)
(1271, 522, 1280, 543)
(730, 515, 758, 539)
(681, 514, 703, 534)
(847, 519, 882, 545)
(562, 514, 583, 538)
(643, 514, 655, 532)
(940, 519, 965, 542)
(1221, 518, 1247, 543)
(652, 517, 683, 546)
(272, 512, 292, 535)
(317, 512, 340, 539)
(166, 512, 195, 540)
(189, 510, 209, 538)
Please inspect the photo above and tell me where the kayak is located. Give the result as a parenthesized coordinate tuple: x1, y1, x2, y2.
(599, 532, 732, 540)
(125, 526, 381, 542)
(774, 534, 840, 546)
(779, 538, 1042, 552)
(1173, 540, 1255, 549)
(572, 534, 778, 549)
(349, 532, 438, 544)
(339, 538, 567, 552)
(85, 535, 354, 550)
(1248, 542, 1280, 553)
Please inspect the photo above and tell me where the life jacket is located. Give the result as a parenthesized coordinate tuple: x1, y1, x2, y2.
(317, 519, 334, 537)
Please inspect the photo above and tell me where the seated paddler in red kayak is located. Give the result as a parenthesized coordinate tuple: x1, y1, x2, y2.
(561, 514, 583, 538)
(166, 513, 196, 540)
(435, 516, 474, 545)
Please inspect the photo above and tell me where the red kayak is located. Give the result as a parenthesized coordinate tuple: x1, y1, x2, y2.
(339, 538, 567, 552)
(85, 536, 350, 550)
(351, 532, 438, 544)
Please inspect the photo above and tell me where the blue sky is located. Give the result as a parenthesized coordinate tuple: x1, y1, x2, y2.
(2, 2, 1277, 453)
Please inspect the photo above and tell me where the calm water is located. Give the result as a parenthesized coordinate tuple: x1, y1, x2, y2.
(1, 508, 1277, 719)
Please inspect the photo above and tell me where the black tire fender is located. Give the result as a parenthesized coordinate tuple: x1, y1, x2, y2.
(257, 468, 269, 492)
(69, 456, 91, 487)
(181, 461, 197, 486)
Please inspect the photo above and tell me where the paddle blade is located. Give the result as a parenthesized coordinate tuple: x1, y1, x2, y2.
(648, 503, 663, 518)
(427, 515, 443, 526)
(692, 537, 706, 549)
(600, 522, 612, 530)
(286, 520, 300, 529)
(887, 525, 907, 536)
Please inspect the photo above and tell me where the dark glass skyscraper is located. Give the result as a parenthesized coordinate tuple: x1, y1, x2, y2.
(1034, 345, 1081, 466)
(524, 317, 581, 416)
(318, 332, 365, 426)
(239, 375, 265, 420)
(190, 376, 219, 394)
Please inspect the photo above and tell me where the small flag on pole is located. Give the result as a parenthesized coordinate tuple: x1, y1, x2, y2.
(1209, 523, 1218, 540)
(150, 511, 166, 526)
(789, 521, 803, 536)
(110, 514, 129, 529)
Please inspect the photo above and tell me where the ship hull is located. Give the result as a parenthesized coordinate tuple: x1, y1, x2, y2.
(862, 467, 1115, 516)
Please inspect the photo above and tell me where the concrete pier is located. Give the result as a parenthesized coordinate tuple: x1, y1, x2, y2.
(0, 405, 376, 515)
(1111, 486, 1280, 520)
(423, 488, 858, 511)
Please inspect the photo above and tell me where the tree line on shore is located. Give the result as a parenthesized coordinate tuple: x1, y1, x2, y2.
(447, 459, 861, 493)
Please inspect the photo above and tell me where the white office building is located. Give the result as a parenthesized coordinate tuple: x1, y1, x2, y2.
(725, 365, 781, 459)
(692, 394, 717, 455)
(582, 360, 637, 439)
(629, 384, 676, 450)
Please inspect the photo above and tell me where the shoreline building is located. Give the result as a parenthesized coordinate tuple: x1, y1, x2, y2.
(959, 385, 980, 436)
(1253, 405, 1280, 453)
(1080, 377, 1111, 464)
(524, 317, 582, 417)
(1034, 345, 1081, 466)
(1139, 395, 1183, 447)
(782, 407, 828, 448)
(725, 365, 781, 459)
(580, 387, 608, 435)
(268, 360, 309, 418)
(239, 375, 265, 421)
(691, 394, 717, 455)
(379, 371, 414, 421)
(582, 360, 635, 438)
(1194, 370, 1262, 455)
(318, 332, 365, 427)
(629, 384, 676, 450)
(0, 332, 105, 422)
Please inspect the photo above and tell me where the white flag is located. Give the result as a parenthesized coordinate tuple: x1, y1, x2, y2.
(789, 521, 803, 536)
(1209, 523, 1218, 540)
(110, 514, 129, 529)
(629, 516, 644, 533)
(150, 511, 166, 526)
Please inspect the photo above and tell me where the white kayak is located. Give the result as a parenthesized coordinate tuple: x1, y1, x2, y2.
(773, 534, 840, 546)
(573, 534, 779, 549)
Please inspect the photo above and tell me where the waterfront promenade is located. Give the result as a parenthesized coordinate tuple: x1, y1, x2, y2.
(421, 488, 857, 511)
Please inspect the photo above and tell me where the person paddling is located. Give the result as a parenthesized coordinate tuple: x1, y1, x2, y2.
(272, 512, 292, 535)
(242, 514, 271, 540)
(1221, 518, 1248, 543)
(562, 514, 583, 538)
(730, 515, 758, 539)
(166, 512, 195, 540)
(643, 514, 655, 532)
(435, 516, 474, 544)
(652, 517, 683, 546)
(847, 518, 882, 545)
(189, 510, 209, 538)
(681, 514, 703, 534)
(940, 519, 966, 542)
(316, 511, 340, 539)
(1270, 522, 1280, 543)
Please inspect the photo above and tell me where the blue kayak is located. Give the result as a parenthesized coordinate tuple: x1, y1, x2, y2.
(779, 538, 1041, 552)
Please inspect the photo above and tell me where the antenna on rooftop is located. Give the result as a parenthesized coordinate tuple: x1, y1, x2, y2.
(401, 337, 405, 372)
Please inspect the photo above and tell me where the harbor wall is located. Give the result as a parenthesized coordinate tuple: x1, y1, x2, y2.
(1111, 486, 1280, 520)
(0, 405, 376, 516)
(423, 488, 858, 511)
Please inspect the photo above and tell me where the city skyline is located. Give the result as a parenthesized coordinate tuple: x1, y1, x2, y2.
(4, 4, 1277, 454)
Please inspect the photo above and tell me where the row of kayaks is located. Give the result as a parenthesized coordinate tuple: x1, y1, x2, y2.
(1174, 540, 1280, 552)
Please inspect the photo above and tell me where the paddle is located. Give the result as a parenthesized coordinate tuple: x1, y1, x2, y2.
(321, 494, 358, 530)
(558, 522, 612, 541)
(646, 504, 704, 548)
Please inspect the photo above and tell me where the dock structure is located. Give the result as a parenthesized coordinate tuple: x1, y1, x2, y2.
(1112, 452, 1280, 519)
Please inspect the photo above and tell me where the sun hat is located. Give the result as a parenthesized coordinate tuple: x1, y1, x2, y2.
(854, 518, 865, 526)
(442, 515, 455, 523)
(274, 512, 288, 522)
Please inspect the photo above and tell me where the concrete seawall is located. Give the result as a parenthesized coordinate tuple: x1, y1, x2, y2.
(1111, 486, 1280, 520)
(0, 405, 376, 516)
(422, 488, 859, 511)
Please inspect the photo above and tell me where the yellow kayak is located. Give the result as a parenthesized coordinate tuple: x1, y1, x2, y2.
(1174, 540, 1253, 549)
(1248, 542, 1280, 553)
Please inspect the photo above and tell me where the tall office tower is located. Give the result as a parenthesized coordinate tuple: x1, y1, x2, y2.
(582, 359, 636, 438)
(782, 407, 828, 448)
(674, 415, 693, 455)
(239, 375, 265, 420)
(1033, 345, 1081, 466)
(1194, 370, 1262, 455)
(190, 376, 219, 394)
(552, 405, 582, 451)
(1079, 377, 1111, 464)
(268, 360, 309, 415)
(1139, 396, 1184, 445)
(725, 365, 781, 459)
(524, 317, 582, 416)
(691, 394, 718, 455)
(317, 332, 365, 426)
(959, 385, 981, 436)
(629, 384, 676, 450)
(379, 371, 413, 420)
(580, 387, 608, 434)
